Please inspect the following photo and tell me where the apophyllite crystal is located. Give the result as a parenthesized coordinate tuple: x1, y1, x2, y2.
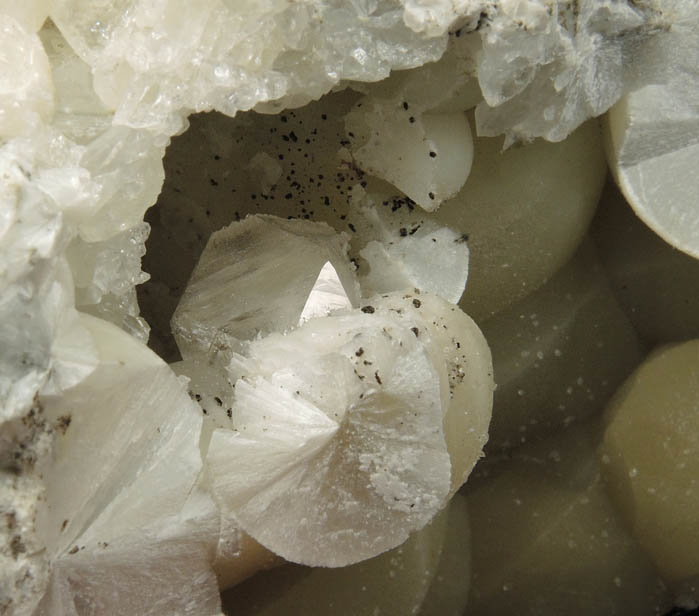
(1, 0, 697, 615)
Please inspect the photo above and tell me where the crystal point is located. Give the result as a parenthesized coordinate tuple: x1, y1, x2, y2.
(298, 261, 353, 325)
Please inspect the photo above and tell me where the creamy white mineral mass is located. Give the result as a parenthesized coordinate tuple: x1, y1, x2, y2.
(33, 314, 221, 615)
(171, 215, 361, 357)
(209, 305, 451, 567)
(50, 0, 453, 135)
(474, 0, 661, 144)
(349, 192, 471, 303)
(220, 496, 459, 616)
(605, 0, 699, 258)
(0, 13, 53, 137)
(0, 7, 454, 608)
(206, 290, 493, 567)
(0, 0, 689, 613)
(172, 217, 493, 567)
(344, 92, 474, 210)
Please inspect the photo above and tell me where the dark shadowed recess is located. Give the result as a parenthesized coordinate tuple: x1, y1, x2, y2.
(138, 89, 365, 362)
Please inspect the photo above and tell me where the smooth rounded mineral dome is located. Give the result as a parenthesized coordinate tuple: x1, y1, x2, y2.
(434, 116, 607, 322)
(220, 498, 450, 616)
(417, 494, 472, 616)
(604, 2, 699, 259)
(599, 340, 699, 587)
(371, 292, 494, 495)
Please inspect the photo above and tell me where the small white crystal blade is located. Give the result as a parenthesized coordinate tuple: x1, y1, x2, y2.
(298, 261, 353, 325)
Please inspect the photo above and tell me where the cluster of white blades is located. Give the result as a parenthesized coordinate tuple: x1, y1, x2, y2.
(171, 216, 361, 358)
(33, 314, 222, 615)
(20, 206, 492, 614)
(191, 215, 493, 568)
(1, 0, 695, 614)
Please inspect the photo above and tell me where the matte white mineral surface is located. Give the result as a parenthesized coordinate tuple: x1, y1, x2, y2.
(34, 314, 221, 615)
(199, 264, 492, 566)
(349, 193, 470, 303)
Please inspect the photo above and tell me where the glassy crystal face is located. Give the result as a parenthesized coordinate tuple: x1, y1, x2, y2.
(298, 261, 354, 324)
(50, 0, 449, 134)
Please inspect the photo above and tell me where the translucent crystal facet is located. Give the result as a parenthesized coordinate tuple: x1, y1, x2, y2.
(171, 215, 360, 358)
(298, 261, 353, 324)
(50, 0, 449, 134)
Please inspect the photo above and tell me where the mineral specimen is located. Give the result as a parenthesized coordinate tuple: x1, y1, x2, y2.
(599, 340, 699, 588)
(203, 286, 493, 567)
(34, 314, 221, 615)
(349, 194, 470, 304)
(171, 215, 360, 357)
(604, 0, 699, 259)
(221, 494, 470, 616)
(434, 115, 608, 321)
(482, 241, 643, 451)
(0, 0, 697, 614)
(594, 178, 699, 345)
(466, 425, 670, 615)
(345, 100, 473, 210)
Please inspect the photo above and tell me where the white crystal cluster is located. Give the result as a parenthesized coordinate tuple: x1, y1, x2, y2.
(0, 0, 696, 614)
(171, 213, 492, 569)
(474, 0, 657, 144)
(50, 0, 449, 135)
(172, 216, 361, 357)
(209, 293, 454, 568)
(348, 191, 470, 302)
